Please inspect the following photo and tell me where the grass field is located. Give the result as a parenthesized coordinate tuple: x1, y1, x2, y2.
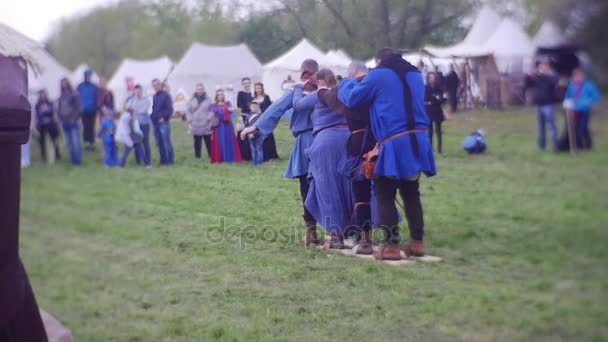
(20, 105, 608, 341)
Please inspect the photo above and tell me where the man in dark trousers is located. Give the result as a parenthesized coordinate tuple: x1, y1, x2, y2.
(77, 69, 98, 151)
(151, 78, 175, 166)
(528, 61, 560, 150)
(339, 48, 437, 261)
(445, 64, 460, 113)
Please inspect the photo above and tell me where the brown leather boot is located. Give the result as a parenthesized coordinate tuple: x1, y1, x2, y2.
(374, 244, 402, 260)
(302, 220, 320, 246)
(323, 233, 344, 250)
(404, 240, 425, 257)
(355, 230, 374, 255)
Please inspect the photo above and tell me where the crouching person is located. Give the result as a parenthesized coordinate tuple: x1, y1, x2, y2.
(339, 48, 437, 261)
(247, 102, 265, 166)
(116, 109, 149, 168)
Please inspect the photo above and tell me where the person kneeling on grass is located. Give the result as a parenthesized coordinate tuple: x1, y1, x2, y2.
(246, 102, 265, 166)
(463, 129, 487, 155)
(116, 109, 150, 168)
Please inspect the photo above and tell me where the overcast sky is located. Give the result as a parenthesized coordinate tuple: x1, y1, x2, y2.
(0, 0, 114, 42)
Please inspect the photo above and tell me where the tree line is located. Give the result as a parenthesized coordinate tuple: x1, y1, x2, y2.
(46, 0, 606, 84)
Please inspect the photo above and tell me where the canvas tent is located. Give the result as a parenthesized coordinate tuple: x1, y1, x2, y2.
(262, 39, 329, 99)
(0, 23, 70, 99)
(423, 6, 502, 59)
(533, 21, 567, 49)
(422, 7, 536, 107)
(108, 56, 173, 108)
(263, 39, 357, 99)
(70, 64, 99, 86)
(167, 43, 262, 104)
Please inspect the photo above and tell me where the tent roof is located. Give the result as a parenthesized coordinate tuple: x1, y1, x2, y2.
(108, 56, 173, 90)
(477, 18, 535, 57)
(424, 18, 534, 59)
(0, 23, 71, 97)
(325, 49, 352, 67)
(462, 6, 502, 46)
(0, 22, 70, 76)
(170, 43, 261, 78)
(264, 38, 328, 70)
(0, 22, 46, 72)
(533, 21, 567, 48)
(422, 6, 502, 58)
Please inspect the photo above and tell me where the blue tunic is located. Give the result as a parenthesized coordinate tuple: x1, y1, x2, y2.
(339, 70, 436, 179)
(210, 103, 241, 163)
(293, 86, 354, 235)
(255, 89, 314, 179)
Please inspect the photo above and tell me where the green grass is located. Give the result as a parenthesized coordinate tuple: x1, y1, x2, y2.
(20, 105, 608, 341)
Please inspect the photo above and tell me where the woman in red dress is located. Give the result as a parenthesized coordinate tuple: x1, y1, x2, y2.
(210, 89, 242, 163)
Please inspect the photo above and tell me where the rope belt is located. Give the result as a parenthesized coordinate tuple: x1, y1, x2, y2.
(380, 129, 428, 146)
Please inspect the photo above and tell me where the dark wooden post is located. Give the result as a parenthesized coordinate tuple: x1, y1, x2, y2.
(0, 55, 48, 341)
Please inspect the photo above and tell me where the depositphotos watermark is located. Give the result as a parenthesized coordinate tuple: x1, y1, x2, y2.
(196, 216, 390, 250)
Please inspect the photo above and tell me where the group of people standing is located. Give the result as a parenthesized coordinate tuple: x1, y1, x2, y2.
(526, 62, 601, 152)
(33, 70, 115, 166)
(30, 68, 284, 168)
(182, 79, 280, 165)
(241, 48, 437, 261)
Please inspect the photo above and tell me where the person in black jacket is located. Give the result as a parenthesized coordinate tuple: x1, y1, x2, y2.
(425, 72, 446, 153)
(526, 62, 559, 150)
(236, 78, 253, 161)
(151, 78, 174, 165)
(253, 82, 279, 161)
(445, 64, 460, 112)
(34, 89, 61, 162)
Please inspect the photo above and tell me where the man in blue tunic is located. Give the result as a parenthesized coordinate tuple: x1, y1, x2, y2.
(339, 48, 437, 260)
(240, 59, 320, 245)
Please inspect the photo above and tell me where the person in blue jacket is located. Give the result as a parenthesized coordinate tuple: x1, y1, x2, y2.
(339, 48, 436, 261)
(77, 69, 98, 151)
(240, 59, 320, 245)
(564, 68, 601, 150)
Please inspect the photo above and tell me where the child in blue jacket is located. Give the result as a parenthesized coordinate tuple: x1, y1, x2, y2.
(564, 68, 601, 150)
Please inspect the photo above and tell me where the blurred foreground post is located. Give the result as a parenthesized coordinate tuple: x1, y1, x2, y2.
(0, 55, 48, 341)
(565, 110, 577, 155)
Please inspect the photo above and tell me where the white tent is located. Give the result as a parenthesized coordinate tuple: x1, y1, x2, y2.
(476, 18, 536, 72)
(324, 49, 352, 77)
(423, 11, 535, 73)
(70, 64, 99, 86)
(262, 39, 331, 99)
(424, 6, 502, 58)
(0, 23, 71, 99)
(108, 56, 173, 108)
(167, 42, 262, 103)
(533, 21, 567, 48)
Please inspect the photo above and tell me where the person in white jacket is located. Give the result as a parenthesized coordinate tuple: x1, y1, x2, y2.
(186, 83, 214, 160)
(116, 108, 148, 168)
